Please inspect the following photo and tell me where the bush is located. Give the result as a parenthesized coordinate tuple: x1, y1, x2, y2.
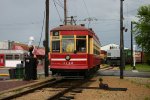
(147, 59, 150, 65)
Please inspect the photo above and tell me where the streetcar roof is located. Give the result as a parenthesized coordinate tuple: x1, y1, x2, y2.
(50, 25, 101, 45)
(51, 25, 93, 32)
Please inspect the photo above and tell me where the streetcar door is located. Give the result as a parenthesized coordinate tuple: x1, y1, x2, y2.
(0, 54, 5, 67)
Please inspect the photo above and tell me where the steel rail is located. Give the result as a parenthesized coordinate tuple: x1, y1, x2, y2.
(0, 78, 63, 100)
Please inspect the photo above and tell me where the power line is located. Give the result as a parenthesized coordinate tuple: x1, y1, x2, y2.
(0, 21, 42, 26)
(125, 8, 138, 13)
(53, 0, 64, 8)
(98, 29, 119, 32)
(53, 0, 63, 22)
(37, 10, 45, 48)
(57, 0, 64, 8)
(97, 18, 120, 21)
(82, 0, 90, 17)
(82, 0, 92, 27)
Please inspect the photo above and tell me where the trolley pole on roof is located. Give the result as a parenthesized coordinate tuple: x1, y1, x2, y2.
(120, 0, 124, 79)
(45, 0, 49, 77)
(64, 0, 67, 25)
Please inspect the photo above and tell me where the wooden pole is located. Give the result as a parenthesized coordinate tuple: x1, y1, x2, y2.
(45, 0, 49, 77)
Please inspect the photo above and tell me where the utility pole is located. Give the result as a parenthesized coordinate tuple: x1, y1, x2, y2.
(131, 21, 134, 67)
(64, 0, 67, 25)
(45, 0, 49, 77)
(120, 0, 124, 79)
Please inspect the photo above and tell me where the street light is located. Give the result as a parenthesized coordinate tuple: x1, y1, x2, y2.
(133, 45, 136, 70)
(131, 21, 136, 70)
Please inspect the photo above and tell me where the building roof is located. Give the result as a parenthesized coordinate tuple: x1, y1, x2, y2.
(12, 43, 29, 51)
(33, 48, 45, 56)
(13, 42, 45, 56)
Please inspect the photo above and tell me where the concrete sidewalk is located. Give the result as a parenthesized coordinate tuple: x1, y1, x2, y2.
(100, 64, 119, 71)
(0, 65, 46, 80)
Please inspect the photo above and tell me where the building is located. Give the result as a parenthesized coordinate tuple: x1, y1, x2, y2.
(0, 41, 45, 67)
(101, 43, 128, 51)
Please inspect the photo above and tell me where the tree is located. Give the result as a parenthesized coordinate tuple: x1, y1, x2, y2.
(134, 5, 150, 54)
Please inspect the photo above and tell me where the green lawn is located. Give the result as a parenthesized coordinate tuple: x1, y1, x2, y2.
(125, 64, 150, 72)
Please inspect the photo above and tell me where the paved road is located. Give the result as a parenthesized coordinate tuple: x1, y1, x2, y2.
(1, 65, 150, 80)
(0, 65, 48, 80)
(98, 70, 150, 78)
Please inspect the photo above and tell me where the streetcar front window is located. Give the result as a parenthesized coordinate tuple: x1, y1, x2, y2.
(76, 36, 86, 52)
(62, 36, 74, 53)
(52, 40, 60, 52)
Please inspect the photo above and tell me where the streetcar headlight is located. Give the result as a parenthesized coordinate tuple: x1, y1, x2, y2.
(65, 55, 71, 61)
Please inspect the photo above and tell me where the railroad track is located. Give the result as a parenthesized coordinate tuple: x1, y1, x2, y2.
(0, 77, 62, 100)
(0, 76, 93, 100)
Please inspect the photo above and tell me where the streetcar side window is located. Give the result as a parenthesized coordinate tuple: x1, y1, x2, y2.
(52, 40, 60, 52)
(93, 40, 100, 55)
(76, 36, 86, 52)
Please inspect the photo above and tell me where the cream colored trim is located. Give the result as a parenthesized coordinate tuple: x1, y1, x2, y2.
(60, 34, 62, 53)
(90, 38, 93, 54)
(50, 32, 52, 53)
(86, 35, 88, 53)
(74, 35, 76, 50)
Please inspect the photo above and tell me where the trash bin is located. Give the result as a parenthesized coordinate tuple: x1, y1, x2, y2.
(16, 63, 23, 68)
(9, 68, 16, 79)
(24, 57, 37, 80)
(15, 67, 24, 79)
(14, 63, 24, 79)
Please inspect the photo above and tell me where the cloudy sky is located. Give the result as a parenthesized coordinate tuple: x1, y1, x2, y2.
(0, 0, 150, 48)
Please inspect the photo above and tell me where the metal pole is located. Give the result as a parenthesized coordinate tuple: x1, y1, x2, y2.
(64, 0, 67, 25)
(141, 35, 143, 64)
(131, 21, 133, 67)
(120, 0, 124, 79)
(133, 45, 136, 68)
(141, 47, 143, 63)
(45, 0, 49, 77)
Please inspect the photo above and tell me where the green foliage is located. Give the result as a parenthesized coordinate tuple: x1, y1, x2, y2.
(147, 60, 150, 65)
(134, 5, 150, 53)
(125, 64, 150, 72)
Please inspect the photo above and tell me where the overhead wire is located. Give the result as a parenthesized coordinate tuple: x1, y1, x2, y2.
(57, 0, 64, 8)
(52, 0, 63, 22)
(82, 0, 92, 27)
(82, 0, 90, 17)
(0, 21, 42, 26)
(53, 0, 64, 8)
(37, 10, 45, 48)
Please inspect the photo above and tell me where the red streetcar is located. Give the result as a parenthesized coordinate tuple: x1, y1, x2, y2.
(49, 25, 101, 77)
